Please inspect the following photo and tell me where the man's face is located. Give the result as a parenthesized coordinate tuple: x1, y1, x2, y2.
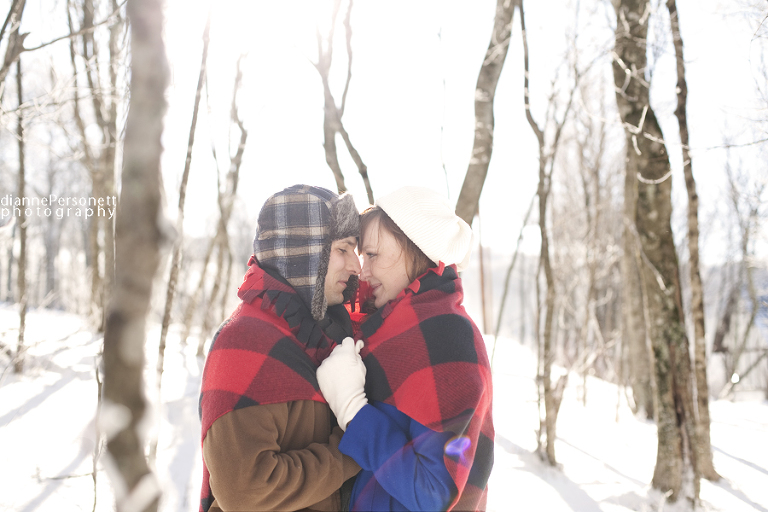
(324, 236, 362, 306)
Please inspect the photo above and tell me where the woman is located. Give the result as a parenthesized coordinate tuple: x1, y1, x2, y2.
(317, 186, 494, 511)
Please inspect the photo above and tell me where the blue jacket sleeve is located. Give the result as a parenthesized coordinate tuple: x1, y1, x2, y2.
(339, 401, 457, 511)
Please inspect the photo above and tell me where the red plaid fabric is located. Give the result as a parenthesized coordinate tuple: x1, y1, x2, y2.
(358, 263, 494, 511)
(198, 258, 338, 512)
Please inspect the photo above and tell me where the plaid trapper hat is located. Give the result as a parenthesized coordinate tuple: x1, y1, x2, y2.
(253, 184, 359, 320)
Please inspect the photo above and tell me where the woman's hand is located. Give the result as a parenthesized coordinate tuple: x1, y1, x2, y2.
(317, 337, 368, 431)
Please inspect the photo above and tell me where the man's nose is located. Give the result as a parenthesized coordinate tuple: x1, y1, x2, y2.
(348, 253, 362, 274)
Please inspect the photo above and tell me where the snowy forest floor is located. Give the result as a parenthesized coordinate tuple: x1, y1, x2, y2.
(1, 303, 766, 512)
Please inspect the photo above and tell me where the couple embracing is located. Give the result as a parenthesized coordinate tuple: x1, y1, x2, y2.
(199, 184, 494, 512)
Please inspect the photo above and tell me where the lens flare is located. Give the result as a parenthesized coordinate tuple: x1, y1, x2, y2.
(445, 436, 472, 462)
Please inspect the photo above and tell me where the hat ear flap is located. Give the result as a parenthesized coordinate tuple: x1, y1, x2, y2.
(312, 242, 331, 321)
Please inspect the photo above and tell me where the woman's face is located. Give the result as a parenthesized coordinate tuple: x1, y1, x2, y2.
(360, 218, 412, 309)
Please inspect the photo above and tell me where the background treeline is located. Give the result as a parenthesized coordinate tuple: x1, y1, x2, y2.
(0, 0, 766, 509)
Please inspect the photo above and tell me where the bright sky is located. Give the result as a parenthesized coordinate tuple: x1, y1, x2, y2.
(159, 0, 766, 264)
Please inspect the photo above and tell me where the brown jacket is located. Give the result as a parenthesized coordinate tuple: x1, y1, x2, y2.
(203, 399, 360, 511)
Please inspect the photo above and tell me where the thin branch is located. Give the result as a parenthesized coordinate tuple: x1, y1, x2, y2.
(705, 137, 768, 150)
(339, 0, 353, 117)
(492, 189, 537, 357)
(627, 217, 668, 293)
(520, 2, 544, 146)
(637, 167, 673, 185)
(21, 0, 126, 53)
(337, 116, 373, 204)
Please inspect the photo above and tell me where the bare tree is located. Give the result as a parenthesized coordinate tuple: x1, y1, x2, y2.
(192, 54, 248, 357)
(0, 0, 27, 93)
(611, 0, 700, 503)
(13, 57, 26, 374)
(156, 10, 211, 390)
(314, 0, 373, 203)
(519, 0, 578, 466)
(622, 151, 653, 419)
(666, 0, 719, 482)
(565, 74, 617, 407)
(716, 150, 767, 396)
(455, 0, 515, 225)
(66, 0, 125, 331)
(710, 1, 768, 398)
(101, 0, 168, 508)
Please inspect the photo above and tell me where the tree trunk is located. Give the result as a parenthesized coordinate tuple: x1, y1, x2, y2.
(72, 0, 123, 331)
(666, 0, 719, 482)
(577, 133, 601, 405)
(622, 146, 653, 419)
(321, 74, 347, 194)
(519, 0, 579, 466)
(157, 11, 210, 387)
(14, 57, 26, 374)
(539, 171, 559, 466)
(711, 281, 738, 355)
(101, 0, 168, 508)
(4, 222, 15, 302)
(82, 0, 105, 328)
(102, 0, 122, 330)
(44, 147, 63, 309)
(455, 0, 515, 225)
(519, 254, 526, 345)
(612, 0, 700, 503)
(0, 0, 27, 94)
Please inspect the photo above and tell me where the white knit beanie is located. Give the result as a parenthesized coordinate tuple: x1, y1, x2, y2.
(375, 186, 474, 271)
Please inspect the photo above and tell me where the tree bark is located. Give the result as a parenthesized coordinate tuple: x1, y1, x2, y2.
(455, 0, 515, 225)
(622, 162, 654, 419)
(612, 0, 700, 503)
(14, 57, 27, 374)
(102, 0, 122, 328)
(0, 0, 26, 94)
(81, 0, 105, 327)
(666, 0, 719, 481)
(101, 0, 168, 508)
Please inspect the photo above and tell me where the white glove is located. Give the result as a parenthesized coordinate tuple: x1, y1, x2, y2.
(317, 337, 368, 431)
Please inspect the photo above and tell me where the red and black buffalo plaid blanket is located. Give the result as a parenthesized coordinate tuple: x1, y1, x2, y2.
(198, 257, 340, 512)
(358, 262, 495, 511)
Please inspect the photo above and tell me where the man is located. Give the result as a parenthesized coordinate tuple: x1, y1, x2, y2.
(199, 184, 362, 512)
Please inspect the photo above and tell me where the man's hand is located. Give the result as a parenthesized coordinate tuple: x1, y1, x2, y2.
(317, 337, 367, 431)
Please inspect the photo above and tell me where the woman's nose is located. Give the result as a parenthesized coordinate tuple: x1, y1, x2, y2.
(360, 258, 371, 280)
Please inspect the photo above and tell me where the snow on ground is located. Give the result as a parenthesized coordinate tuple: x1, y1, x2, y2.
(1, 303, 767, 512)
